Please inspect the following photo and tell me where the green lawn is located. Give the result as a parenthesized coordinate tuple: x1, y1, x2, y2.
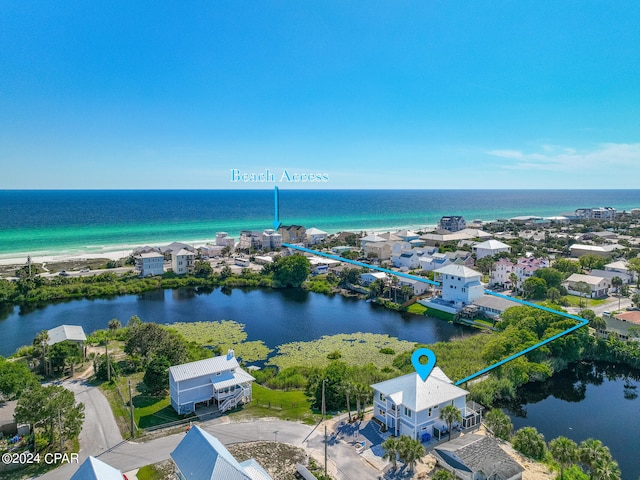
(561, 295, 608, 308)
(99, 372, 188, 434)
(230, 384, 319, 424)
(406, 303, 427, 315)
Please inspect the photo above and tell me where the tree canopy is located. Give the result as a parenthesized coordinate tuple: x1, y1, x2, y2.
(271, 255, 311, 288)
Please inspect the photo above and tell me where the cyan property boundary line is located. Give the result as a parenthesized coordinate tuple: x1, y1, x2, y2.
(283, 242, 589, 385)
(275, 187, 589, 386)
(282, 243, 439, 285)
(453, 291, 589, 385)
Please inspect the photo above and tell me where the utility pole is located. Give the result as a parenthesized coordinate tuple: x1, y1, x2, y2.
(58, 409, 64, 452)
(322, 378, 328, 478)
(105, 341, 110, 382)
(324, 424, 328, 479)
(128, 379, 135, 438)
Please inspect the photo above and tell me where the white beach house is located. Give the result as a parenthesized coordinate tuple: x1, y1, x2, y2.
(472, 239, 511, 259)
(171, 248, 196, 275)
(169, 350, 254, 415)
(372, 367, 479, 441)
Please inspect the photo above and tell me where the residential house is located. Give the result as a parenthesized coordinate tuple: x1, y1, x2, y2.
(308, 256, 341, 275)
(435, 265, 485, 308)
(169, 350, 254, 415)
(438, 216, 467, 233)
(0, 401, 28, 437)
(393, 251, 421, 270)
(420, 253, 452, 272)
(420, 229, 491, 247)
(590, 269, 633, 285)
(70, 456, 125, 480)
(490, 257, 549, 289)
(371, 367, 479, 441)
(172, 248, 196, 275)
(570, 244, 623, 258)
(238, 230, 264, 250)
(575, 207, 616, 221)
(278, 225, 306, 244)
(398, 277, 430, 296)
(135, 251, 165, 276)
(364, 241, 394, 260)
(171, 425, 272, 480)
(215, 232, 236, 248)
(199, 244, 225, 258)
(395, 229, 420, 242)
(359, 233, 387, 248)
(360, 272, 388, 286)
(47, 324, 87, 348)
(306, 227, 328, 245)
(261, 229, 282, 250)
(472, 239, 511, 259)
(564, 273, 609, 298)
(605, 260, 636, 282)
(434, 434, 524, 480)
(472, 295, 521, 319)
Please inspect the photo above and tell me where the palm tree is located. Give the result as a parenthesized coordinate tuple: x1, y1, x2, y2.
(381, 437, 400, 471)
(611, 276, 623, 311)
(593, 459, 621, 480)
(549, 436, 578, 480)
(108, 318, 121, 332)
(398, 435, 425, 472)
(509, 272, 519, 292)
(484, 409, 512, 440)
(513, 427, 546, 460)
(579, 439, 611, 480)
(440, 404, 462, 441)
(33, 330, 50, 375)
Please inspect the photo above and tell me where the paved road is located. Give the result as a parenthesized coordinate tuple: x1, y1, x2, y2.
(36, 413, 381, 480)
(32, 379, 124, 479)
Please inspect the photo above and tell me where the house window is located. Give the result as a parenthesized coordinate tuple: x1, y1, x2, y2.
(379, 409, 386, 417)
(428, 408, 432, 416)
(462, 288, 466, 292)
(404, 407, 412, 418)
(379, 393, 385, 402)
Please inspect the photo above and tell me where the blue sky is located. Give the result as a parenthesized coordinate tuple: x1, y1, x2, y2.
(1, 1, 639, 189)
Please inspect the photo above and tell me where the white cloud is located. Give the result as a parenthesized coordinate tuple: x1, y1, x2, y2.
(486, 143, 640, 172)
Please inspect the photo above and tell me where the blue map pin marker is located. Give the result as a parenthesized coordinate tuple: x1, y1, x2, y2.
(411, 348, 437, 381)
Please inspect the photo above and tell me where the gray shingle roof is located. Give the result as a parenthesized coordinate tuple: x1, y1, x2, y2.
(435, 434, 524, 480)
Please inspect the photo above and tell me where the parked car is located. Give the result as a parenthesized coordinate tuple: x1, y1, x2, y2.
(59, 270, 69, 276)
(80, 268, 90, 273)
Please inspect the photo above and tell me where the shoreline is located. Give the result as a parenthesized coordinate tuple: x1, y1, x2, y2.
(0, 223, 439, 267)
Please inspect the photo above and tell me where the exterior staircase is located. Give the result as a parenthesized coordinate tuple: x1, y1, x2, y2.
(219, 387, 251, 413)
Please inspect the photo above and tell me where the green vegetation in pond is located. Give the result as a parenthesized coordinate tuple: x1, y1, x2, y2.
(169, 320, 271, 363)
(393, 334, 491, 383)
(268, 333, 416, 370)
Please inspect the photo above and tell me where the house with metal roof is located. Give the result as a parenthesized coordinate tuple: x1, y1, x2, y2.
(47, 325, 87, 346)
(70, 456, 125, 480)
(169, 350, 254, 415)
(171, 425, 272, 480)
(472, 239, 511, 259)
(371, 368, 480, 441)
(433, 434, 524, 480)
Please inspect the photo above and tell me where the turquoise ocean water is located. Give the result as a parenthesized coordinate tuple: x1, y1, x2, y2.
(1, 189, 639, 260)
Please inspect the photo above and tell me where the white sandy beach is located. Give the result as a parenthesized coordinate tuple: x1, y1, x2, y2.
(0, 223, 439, 268)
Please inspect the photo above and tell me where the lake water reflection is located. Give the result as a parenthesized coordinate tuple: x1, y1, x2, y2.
(0, 287, 469, 356)
(504, 362, 640, 480)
